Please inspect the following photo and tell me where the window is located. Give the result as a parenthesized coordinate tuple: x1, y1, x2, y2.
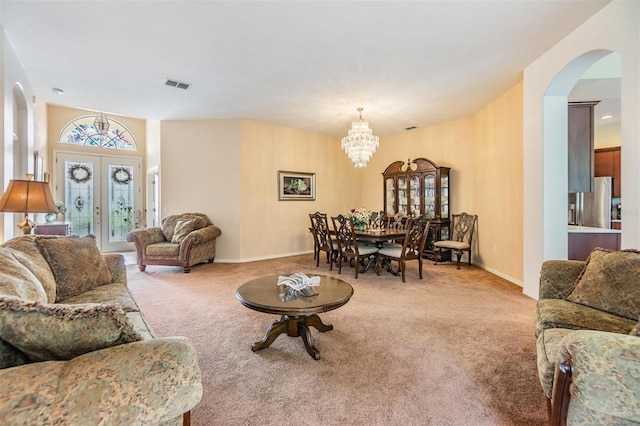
(58, 115, 137, 151)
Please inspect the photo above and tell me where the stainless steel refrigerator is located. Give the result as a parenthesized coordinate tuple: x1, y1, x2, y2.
(568, 176, 612, 228)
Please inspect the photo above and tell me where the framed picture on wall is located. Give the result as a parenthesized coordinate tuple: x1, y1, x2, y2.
(278, 171, 316, 201)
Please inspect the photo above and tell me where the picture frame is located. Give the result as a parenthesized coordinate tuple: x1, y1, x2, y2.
(278, 170, 316, 201)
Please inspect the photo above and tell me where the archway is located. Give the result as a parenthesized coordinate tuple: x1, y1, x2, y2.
(3, 83, 29, 239)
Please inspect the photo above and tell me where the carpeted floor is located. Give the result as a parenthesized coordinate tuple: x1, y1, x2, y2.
(126, 254, 548, 426)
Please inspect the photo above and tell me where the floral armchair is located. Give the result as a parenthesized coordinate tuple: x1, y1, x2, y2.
(126, 213, 221, 273)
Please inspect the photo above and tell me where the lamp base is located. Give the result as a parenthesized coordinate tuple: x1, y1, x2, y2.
(17, 216, 36, 235)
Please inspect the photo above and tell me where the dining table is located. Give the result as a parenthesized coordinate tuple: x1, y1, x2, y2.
(353, 227, 407, 275)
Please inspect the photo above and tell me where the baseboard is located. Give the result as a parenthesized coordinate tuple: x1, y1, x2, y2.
(473, 261, 524, 289)
(215, 250, 313, 264)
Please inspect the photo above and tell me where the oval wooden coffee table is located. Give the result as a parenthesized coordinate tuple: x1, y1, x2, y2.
(235, 274, 353, 360)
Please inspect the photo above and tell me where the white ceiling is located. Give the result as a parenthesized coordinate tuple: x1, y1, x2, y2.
(1, 0, 610, 137)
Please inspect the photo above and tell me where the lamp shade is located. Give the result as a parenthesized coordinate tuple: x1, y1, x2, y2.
(0, 179, 59, 214)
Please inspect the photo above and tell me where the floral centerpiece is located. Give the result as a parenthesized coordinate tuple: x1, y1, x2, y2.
(55, 201, 67, 216)
(348, 208, 371, 230)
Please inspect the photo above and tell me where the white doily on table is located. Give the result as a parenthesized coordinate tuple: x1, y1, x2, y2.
(277, 272, 321, 291)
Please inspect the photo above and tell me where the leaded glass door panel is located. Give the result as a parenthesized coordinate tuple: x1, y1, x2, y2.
(55, 152, 141, 252)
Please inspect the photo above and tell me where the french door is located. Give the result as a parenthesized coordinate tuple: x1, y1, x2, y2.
(55, 152, 141, 252)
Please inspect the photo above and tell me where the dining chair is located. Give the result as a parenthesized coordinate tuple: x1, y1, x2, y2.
(331, 214, 379, 279)
(308, 212, 320, 260)
(383, 212, 408, 248)
(377, 215, 431, 282)
(309, 212, 338, 269)
(433, 212, 478, 269)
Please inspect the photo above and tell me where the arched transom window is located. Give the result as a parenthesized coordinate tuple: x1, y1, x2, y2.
(58, 114, 137, 151)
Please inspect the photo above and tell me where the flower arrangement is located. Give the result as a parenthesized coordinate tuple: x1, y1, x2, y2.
(55, 201, 67, 215)
(348, 208, 371, 230)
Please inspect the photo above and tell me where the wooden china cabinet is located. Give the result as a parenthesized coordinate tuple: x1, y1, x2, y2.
(382, 158, 451, 260)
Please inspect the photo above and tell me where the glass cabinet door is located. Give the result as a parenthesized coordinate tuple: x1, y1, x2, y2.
(385, 178, 396, 215)
(398, 177, 408, 215)
(409, 175, 421, 217)
(441, 172, 449, 218)
(424, 174, 435, 218)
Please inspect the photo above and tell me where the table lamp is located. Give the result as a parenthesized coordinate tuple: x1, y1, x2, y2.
(0, 174, 59, 235)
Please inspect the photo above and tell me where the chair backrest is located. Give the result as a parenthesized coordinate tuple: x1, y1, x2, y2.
(310, 212, 333, 249)
(369, 210, 386, 229)
(401, 215, 431, 258)
(451, 212, 477, 245)
(387, 212, 408, 230)
(331, 214, 359, 256)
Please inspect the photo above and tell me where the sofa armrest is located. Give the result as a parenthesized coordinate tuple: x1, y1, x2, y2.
(103, 253, 127, 284)
(183, 225, 221, 245)
(0, 337, 202, 424)
(539, 260, 585, 300)
(126, 228, 166, 261)
(551, 330, 640, 426)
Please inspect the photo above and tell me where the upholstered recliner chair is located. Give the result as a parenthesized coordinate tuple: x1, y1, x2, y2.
(127, 213, 221, 273)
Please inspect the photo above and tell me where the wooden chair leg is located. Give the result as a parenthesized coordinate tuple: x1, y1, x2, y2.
(433, 247, 439, 265)
(183, 411, 191, 426)
(418, 258, 423, 279)
(455, 252, 462, 269)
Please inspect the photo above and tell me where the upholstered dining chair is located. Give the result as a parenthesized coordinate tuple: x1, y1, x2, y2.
(309, 212, 338, 270)
(331, 214, 379, 279)
(377, 215, 431, 283)
(433, 212, 478, 269)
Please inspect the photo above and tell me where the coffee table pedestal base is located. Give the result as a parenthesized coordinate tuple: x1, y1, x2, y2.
(251, 314, 333, 360)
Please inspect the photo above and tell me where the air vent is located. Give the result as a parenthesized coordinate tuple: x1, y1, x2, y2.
(165, 78, 191, 90)
(405, 126, 417, 131)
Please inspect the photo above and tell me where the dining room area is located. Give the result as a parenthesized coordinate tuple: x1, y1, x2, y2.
(306, 158, 477, 282)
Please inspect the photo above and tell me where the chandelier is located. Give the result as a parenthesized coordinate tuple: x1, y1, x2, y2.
(93, 112, 110, 137)
(341, 108, 379, 168)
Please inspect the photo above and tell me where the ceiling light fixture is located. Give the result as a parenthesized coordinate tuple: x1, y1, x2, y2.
(341, 108, 379, 168)
(93, 112, 110, 137)
(52, 87, 64, 95)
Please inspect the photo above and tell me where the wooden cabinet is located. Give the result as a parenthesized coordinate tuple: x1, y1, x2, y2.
(568, 101, 599, 193)
(594, 147, 621, 198)
(568, 231, 620, 260)
(383, 158, 451, 260)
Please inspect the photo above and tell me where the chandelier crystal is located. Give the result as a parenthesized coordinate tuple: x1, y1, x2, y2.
(341, 108, 379, 168)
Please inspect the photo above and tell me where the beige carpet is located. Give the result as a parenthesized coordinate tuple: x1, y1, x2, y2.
(126, 254, 548, 426)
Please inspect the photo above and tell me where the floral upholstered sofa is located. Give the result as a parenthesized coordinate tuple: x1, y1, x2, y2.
(127, 212, 221, 273)
(0, 234, 202, 425)
(535, 248, 640, 424)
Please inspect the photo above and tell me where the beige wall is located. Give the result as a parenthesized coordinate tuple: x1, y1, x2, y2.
(239, 120, 360, 261)
(160, 119, 243, 261)
(160, 118, 360, 261)
(595, 122, 621, 148)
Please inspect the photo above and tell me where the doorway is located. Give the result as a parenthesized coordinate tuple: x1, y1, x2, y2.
(55, 151, 141, 252)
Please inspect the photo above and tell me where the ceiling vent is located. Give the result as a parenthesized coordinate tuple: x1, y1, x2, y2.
(165, 78, 191, 90)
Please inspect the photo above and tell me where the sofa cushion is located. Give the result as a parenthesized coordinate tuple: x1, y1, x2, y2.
(566, 248, 640, 321)
(0, 338, 30, 369)
(535, 299, 636, 337)
(59, 283, 141, 313)
(0, 297, 142, 362)
(171, 220, 195, 244)
(0, 247, 47, 303)
(146, 242, 180, 258)
(35, 235, 113, 302)
(161, 213, 211, 241)
(2, 236, 57, 303)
